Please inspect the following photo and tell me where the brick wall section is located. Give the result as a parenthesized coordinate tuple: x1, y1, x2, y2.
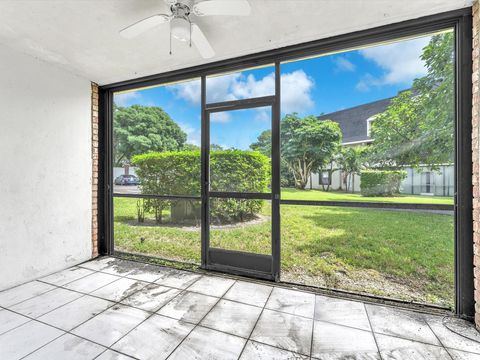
(473, 0, 480, 328)
(91, 83, 99, 258)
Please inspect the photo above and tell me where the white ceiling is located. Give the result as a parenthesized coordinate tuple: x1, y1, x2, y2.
(0, 0, 472, 85)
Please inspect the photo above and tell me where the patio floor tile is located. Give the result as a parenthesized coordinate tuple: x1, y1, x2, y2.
(223, 281, 272, 307)
(250, 309, 313, 355)
(240, 340, 309, 359)
(0, 320, 64, 360)
(90, 277, 147, 302)
(154, 268, 201, 289)
(23, 333, 105, 360)
(311, 320, 379, 359)
(0, 308, 30, 335)
(0, 281, 56, 307)
(448, 349, 480, 360)
(96, 349, 136, 360)
(39, 267, 95, 286)
(201, 299, 263, 338)
(186, 276, 235, 297)
(112, 314, 194, 360)
(64, 272, 121, 294)
(71, 304, 149, 347)
(97, 258, 140, 277)
(375, 333, 451, 359)
(2, 257, 478, 360)
(10, 287, 82, 318)
(121, 283, 181, 312)
(78, 257, 119, 271)
(365, 304, 440, 345)
(157, 290, 218, 324)
(265, 287, 315, 318)
(125, 264, 170, 283)
(168, 326, 246, 360)
(426, 315, 480, 354)
(314, 295, 371, 331)
(37, 295, 113, 331)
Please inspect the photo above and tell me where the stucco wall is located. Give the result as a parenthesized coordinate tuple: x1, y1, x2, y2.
(0, 43, 92, 290)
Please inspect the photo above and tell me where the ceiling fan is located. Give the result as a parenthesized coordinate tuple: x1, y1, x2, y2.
(120, 0, 251, 59)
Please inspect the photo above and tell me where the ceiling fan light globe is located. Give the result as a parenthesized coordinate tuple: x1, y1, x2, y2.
(171, 17, 190, 41)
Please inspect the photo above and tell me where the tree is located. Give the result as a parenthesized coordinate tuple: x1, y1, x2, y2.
(250, 129, 272, 155)
(113, 105, 187, 166)
(182, 143, 200, 151)
(281, 113, 342, 189)
(250, 130, 296, 187)
(336, 146, 366, 193)
(369, 32, 454, 170)
(210, 144, 224, 151)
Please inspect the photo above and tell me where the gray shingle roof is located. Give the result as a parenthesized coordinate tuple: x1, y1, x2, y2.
(317, 96, 394, 143)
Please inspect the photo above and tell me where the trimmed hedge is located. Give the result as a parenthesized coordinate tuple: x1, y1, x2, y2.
(132, 150, 270, 223)
(360, 170, 407, 197)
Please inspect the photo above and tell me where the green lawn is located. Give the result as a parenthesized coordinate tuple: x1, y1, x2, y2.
(281, 188, 454, 205)
(114, 192, 454, 307)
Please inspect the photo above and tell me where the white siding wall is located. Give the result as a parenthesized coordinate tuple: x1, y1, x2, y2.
(309, 165, 454, 196)
(0, 44, 92, 290)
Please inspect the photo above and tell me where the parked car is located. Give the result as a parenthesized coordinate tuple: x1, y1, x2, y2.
(114, 174, 139, 186)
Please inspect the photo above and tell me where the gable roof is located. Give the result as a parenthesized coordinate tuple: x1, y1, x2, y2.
(317, 96, 394, 144)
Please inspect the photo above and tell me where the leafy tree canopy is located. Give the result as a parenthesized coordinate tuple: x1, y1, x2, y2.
(281, 113, 342, 189)
(182, 143, 200, 151)
(113, 105, 187, 166)
(250, 129, 272, 156)
(250, 129, 296, 187)
(336, 146, 367, 192)
(369, 32, 454, 170)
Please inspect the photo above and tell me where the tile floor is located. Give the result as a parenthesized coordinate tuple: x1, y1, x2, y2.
(0, 256, 479, 359)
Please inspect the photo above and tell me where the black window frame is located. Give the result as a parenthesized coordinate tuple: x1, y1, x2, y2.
(98, 8, 473, 320)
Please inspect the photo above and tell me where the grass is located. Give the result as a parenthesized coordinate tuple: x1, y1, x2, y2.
(114, 191, 454, 307)
(281, 188, 454, 204)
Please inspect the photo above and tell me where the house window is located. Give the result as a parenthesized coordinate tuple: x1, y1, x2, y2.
(367, 116, 376, 137)
(319, 171, 331, 185)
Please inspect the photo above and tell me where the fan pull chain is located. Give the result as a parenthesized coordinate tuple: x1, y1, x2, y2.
(189, 22, 192, 48)
(169, 26, 172, 55)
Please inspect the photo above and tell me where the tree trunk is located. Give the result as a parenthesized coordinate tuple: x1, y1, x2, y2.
(155, 207, 163, 224)
(291, 160, 309, 189)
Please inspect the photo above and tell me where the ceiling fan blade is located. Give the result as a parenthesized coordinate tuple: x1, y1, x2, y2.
(120, 14, 170, 39)
(191, 23, 215, 59)
(193, 0, 251, 16)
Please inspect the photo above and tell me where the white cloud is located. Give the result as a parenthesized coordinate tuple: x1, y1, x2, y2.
(169, 70, 314, 114)
(231, 73, 275, 99)
(355, 73, 380, 92)
(171, 79, 201, 104)
(255, 108, 270, 123)
(178, 121, 201, 146)
(114, 91, 140, 106)
(210, 112, 231, 123)
(280, 70, 315, 113)
(207, 74, 241, 103)
(333, 57, 356, 72)
(357, 36, 430, 91)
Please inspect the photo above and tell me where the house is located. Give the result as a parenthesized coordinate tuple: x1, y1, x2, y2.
(309, 95, 455, 196)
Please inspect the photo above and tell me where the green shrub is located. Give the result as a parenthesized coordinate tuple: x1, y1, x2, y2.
(360, 169, 407, 196)
(132, 150, 270, 223)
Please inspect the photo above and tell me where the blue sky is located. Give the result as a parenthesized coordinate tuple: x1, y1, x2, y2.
(114, 34, 434, 150)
